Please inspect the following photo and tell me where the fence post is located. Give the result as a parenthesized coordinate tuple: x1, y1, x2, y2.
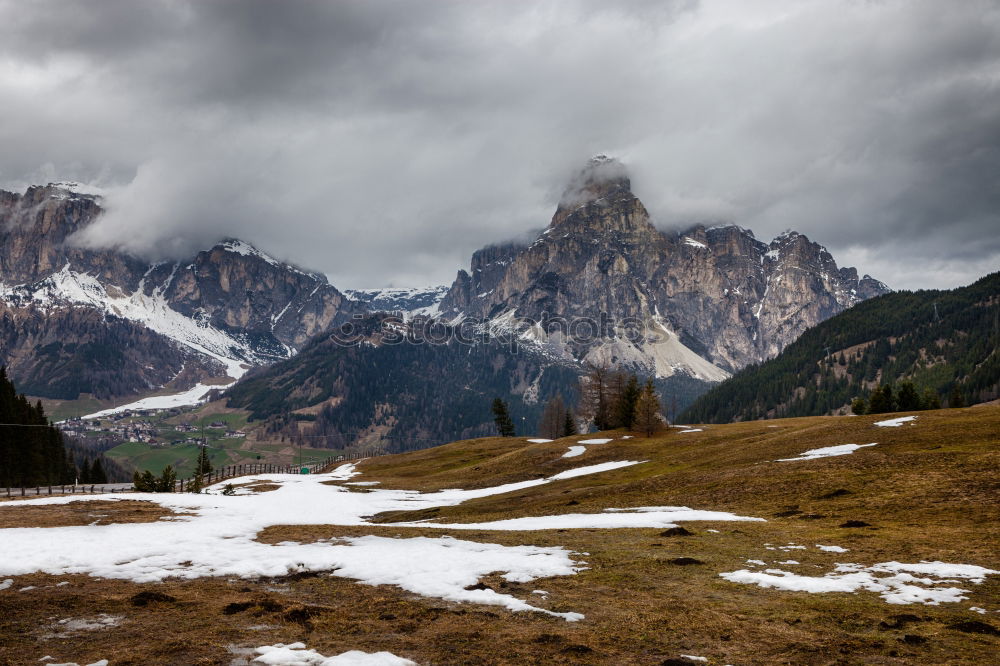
(48, 485, 52, 495)
(36, 486, 40, 495)
(90, 485, 95, 493)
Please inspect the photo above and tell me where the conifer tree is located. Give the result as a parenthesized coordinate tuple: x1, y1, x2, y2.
(850, 397, 867, 415)
(921, 388, 941, 410)
(611, 374, 640, 429)
(90, 458, 108, 484)
(155, 465, 177, 492)
(948, 385, 966, 408)
(896, 381, 921, 411)
(195, 446, 213, 476)
(563, 410, 578, 437)
(868, 385, 895, 414)
(491, 398, 516, 437)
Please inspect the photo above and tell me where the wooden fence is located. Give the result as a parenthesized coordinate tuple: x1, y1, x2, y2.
(173, 449, 381, 492)
(3, 484, 133, 498)
(2, 449, 383, 498)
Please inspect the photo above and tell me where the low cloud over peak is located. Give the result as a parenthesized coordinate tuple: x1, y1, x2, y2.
(1, 0, 997, 290)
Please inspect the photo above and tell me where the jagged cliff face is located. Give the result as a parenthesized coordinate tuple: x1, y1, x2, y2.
(439, 156, 889, 378)
(0, 184, 353, 400)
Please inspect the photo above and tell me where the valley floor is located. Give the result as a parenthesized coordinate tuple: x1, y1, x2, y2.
(0, 405, 998, 664)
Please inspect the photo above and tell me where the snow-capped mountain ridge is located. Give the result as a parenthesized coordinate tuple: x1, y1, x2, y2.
(0, 183, 355, 403)
(345, 285, 450, 319)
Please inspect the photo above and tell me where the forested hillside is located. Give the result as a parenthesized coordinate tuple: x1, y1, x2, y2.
(681, 273, 999, 423)
(225, 316, 584, 451)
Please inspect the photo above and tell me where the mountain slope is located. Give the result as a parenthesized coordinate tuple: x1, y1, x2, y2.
(680, 272, 1000, 423)
(225, 314, 584, 451)
(0, 184, 354, 401)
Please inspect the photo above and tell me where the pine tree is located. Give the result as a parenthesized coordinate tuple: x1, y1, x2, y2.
(896, 381, 921, 411)
(921, 388, 941, 410)
(491, 398, 516, 437)
(850, 397, 867, 415)
(155, 465, 177, 492)
(90, 458, 108, 484)
(133, 469, 157, 492)
(634, 379, 663, 437)
(563, 410, 578, 437)
(948, 385, 966, 408)
(868, 385, 895, 414)
(611, 374, 640, 429)
(195, 447, 213, 476)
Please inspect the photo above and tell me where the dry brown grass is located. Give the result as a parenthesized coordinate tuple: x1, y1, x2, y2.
(1, 405, 998, 665)
(0, 500, 174, 529)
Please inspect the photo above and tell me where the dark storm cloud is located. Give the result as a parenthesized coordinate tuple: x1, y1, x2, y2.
(0, 0, 997, 290)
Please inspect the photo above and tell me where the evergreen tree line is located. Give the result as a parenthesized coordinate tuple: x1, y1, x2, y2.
(851, 380, 956, 415)
(0, 366, 74, 487)
(133, 445, 212, 493)
(681, 272, 1000, 423)
(63, 435, 133, 483)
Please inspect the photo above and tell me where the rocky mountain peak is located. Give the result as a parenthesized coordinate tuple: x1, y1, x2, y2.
(439, 165, 891, 381)
(551, 155, 634, 228)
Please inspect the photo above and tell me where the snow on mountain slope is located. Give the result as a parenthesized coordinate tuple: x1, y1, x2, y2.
(345, 286, 449, 318)
(5, 264, 254, 380)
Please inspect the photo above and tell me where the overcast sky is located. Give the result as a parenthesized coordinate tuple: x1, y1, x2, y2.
(1, 0, 997, 291)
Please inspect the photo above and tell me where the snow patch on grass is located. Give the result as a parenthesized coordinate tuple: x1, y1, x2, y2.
(413, 505, 765, 531)
(721, 561, 998, 605)
(252, 642, 416, 665)
(562, 446, 586, 458)
(874, 416, 917, 427)
(776, 443, 876, 462)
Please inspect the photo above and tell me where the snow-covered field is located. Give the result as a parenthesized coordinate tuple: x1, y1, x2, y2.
(0, 460, 678, 622)
(81, 383, 222, 419)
